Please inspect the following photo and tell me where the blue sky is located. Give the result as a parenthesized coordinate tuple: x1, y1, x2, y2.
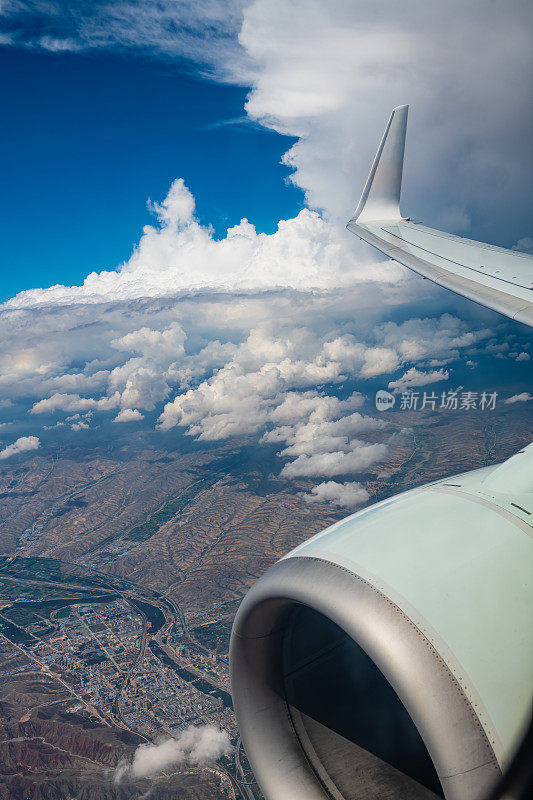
(0, 46, 301, 300)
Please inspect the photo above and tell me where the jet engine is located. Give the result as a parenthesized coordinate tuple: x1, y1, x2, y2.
(230, 444, 533, 800)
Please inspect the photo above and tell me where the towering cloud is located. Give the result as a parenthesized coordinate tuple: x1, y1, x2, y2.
(239, 1, 533, 244)
(4, 178, 395, 309)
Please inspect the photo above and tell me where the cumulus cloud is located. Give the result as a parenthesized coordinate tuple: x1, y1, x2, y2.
(259, 394, 389, 478)
(157, 309, 485, 440)
(111, 321, 186, 360)
(505, 392, 533, 404)
(4, 179, 396, 309)
(155, 326, 396, 479)
(114, 408, 145, 423)
(0, 254, 498, 488)
(374, 314, 490, 364)
(114, 725, 233, 783)
(301, 480, 369, 508)
(388, 367, 449, 392)
(150, 309, 489, 482)
(0, 435, 40, 460)
(156, 327, 371, 439)
(70, 419, 90, 431)
(31, 392, 121, 415)
(280, 442, 388, 478)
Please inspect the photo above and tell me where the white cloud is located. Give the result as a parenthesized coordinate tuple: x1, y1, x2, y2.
(154, 323, 397, 479)
(4, 179, 397, 309)
(375, 314, 490, 363)
(0, 1, 249, 77)
(238, 0, 533, 245)
(156, 307, 485, 439)
(513, 237, 533, 254)
(281, 441, 388, 478)
(505, 392, 533, 404)
(0, 435, 40, 460)
(388, 367, 449, 392)
(0, 266, 494, 487)
(31, 392, 121, 415)
(114, 408, 145, 423)
(109, 362, 172, 411)
(262, 397, 388, 479)
(151, 307, 490, 483)
(111, 321, 186, 360)
(115, 724, 233, 783)
(269, 391, 363, 426)
(71, 421, 89, 431)
(301, 480, 369, 508)
(514, 352, 530, 362)
(156, 325, 360, 437)
(50, 370, 110, 393)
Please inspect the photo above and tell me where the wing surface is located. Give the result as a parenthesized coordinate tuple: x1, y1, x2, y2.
(347, 106, 533, 327)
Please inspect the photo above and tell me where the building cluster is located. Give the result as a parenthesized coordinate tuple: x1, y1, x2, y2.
(3, 596, 237, 741)
(17, 525, 43, 551)
(120, 652, 235, 737)
(168, 633, 230, 690)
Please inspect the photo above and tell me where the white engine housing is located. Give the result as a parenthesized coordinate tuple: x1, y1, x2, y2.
(230, 445, 533, 800)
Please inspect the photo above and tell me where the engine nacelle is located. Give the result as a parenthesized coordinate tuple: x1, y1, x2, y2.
(230, 444, 533, 800)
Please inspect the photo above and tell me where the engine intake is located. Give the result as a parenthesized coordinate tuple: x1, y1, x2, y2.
(230, 451, 533, 800)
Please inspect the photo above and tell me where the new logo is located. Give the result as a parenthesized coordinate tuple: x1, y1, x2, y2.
(375, 390, 396, 411)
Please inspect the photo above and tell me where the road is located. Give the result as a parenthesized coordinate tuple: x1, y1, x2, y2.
(111, 604, 150, 741)
(235, 737, 256, 800)
(0, 629, 113, 728)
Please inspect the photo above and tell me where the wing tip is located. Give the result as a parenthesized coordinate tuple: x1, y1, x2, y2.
(349, 104, 409, 225)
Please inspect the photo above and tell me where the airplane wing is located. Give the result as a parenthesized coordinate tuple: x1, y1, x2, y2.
(347, 105, 533, 328)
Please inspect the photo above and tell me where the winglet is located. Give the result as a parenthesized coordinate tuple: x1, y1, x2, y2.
(349, 104, 408, 224)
